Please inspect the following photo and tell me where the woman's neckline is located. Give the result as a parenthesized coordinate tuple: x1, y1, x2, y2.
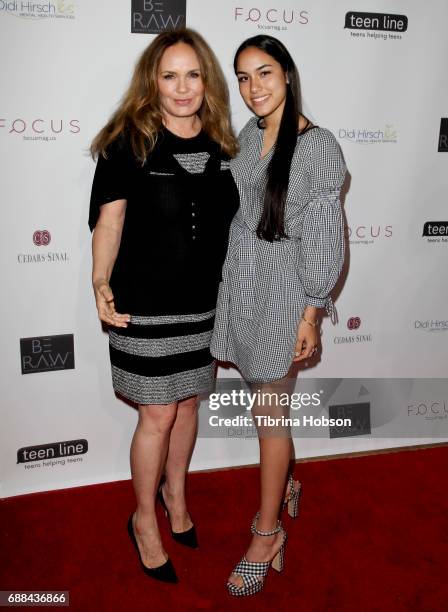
(258, 120, 319, 161)
(162, 124, 203, 141)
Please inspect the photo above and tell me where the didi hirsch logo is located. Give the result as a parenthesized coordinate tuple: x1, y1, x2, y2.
(131, 0, 186, 34)
(0, 1, 75, 20)
(338, 126, 397, 144)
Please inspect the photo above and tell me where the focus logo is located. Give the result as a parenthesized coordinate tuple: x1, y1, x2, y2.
(33, 230, 51, 246)
(0, 117, 80, 142)
(407, 402, 447, 420)
(234, 6, 309, 30)
(346, 224, 393, 246)
(20, 334, 75, 374)
(131, 0, 186, 34)
(347, 317, 361, 330)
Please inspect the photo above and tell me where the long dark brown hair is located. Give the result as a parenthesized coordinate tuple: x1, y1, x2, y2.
(234, 35, 303, 242)
(91, 28, 238, 161)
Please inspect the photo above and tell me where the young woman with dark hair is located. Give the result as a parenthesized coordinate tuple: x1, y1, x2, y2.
(211, 35, 347, 596)
(89, 29, 239, 584)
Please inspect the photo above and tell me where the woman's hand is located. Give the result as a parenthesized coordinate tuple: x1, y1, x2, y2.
(93, 279, 130, 328)
(293, 317, 320, 362)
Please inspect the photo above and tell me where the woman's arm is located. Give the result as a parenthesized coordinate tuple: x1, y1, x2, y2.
(293, 306, 320, 362)
(293, 129, 347, 361)
(92, 199, 130, 328)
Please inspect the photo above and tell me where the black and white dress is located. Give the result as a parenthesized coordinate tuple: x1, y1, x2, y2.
(89, 127, 239, 404)
(210, 117, 347, 383)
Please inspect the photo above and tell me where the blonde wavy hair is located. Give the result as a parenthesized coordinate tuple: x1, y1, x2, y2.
(90, 28, 238, 161)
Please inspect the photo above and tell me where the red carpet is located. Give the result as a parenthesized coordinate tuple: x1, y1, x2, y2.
(1, 445, 447, 611)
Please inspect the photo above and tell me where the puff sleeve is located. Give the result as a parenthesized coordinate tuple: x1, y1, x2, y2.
(298, 129, 347, 319)
(88, 134, 133, 232)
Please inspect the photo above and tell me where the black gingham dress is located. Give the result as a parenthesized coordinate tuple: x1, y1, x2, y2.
(210, 117, 347, 383)
(89, 128, 239, 404)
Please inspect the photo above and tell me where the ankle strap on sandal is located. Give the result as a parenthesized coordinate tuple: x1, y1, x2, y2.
(251, 512, 282, 537)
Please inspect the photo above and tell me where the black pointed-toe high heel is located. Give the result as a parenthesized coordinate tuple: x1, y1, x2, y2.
(157, 482, 199, 549)
(127, 513, 178, 583)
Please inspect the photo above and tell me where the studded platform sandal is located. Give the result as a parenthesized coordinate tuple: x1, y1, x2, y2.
(284, 473, 302, 519)
(227, 514, 287, 597)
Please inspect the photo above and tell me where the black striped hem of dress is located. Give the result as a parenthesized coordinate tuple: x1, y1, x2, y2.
(109, 344, 213, 376)
(113, 315, 215, 339)
(108, 309, 216, 378)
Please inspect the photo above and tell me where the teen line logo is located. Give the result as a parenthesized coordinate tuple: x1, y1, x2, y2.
(422, 221, 448, 244)
(17, 439, 88, 470)
(344, 11, 408, 41)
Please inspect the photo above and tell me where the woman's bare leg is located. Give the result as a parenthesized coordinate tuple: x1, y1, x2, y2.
(228, 373, 294, 587)
(130, 402, 178, 568)
(162, 395, 198, 532)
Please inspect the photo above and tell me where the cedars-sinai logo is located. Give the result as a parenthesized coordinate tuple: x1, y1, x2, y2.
(347, 317, 361, 331)
(131, 0, 186, 34)
(334, 316, 372, 345)
(33, 230, 51, 246)
(344, 11, 407, 41)
(17, 230, 68, 263)
(0, 0, 75, 20)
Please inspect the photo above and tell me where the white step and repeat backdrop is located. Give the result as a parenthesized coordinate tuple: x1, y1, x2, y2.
(1, 0, 447, 498)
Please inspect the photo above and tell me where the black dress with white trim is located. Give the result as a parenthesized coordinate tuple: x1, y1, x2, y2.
(89, 127, 239, 404)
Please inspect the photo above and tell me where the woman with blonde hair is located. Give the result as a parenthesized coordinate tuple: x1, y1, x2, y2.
(89, 28, 239, 583)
